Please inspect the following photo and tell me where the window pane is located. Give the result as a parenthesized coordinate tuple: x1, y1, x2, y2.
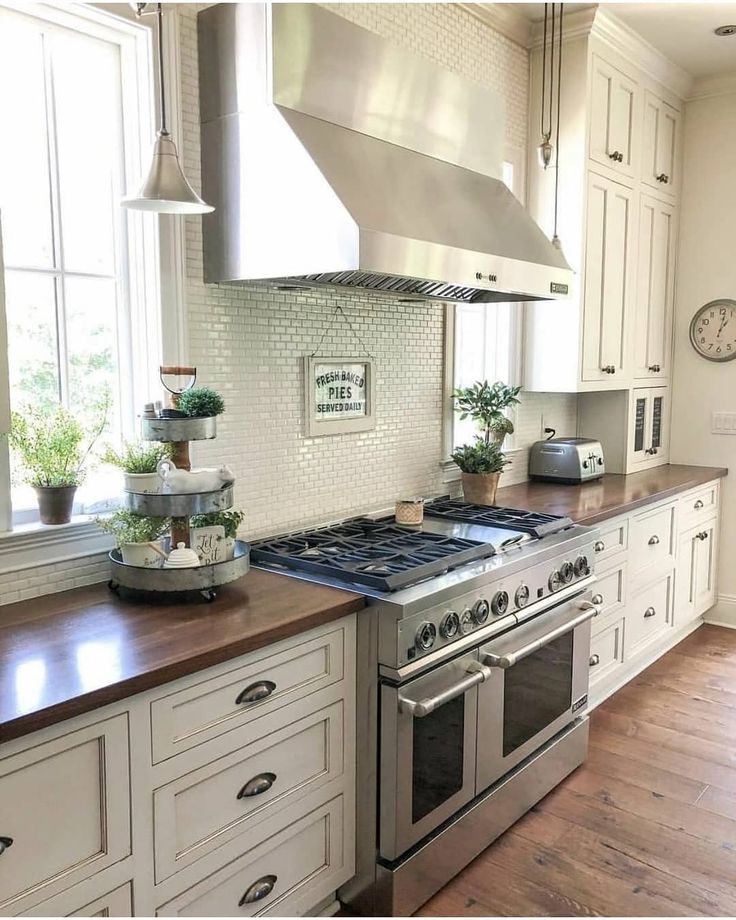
(52, 30, 121, 275)
(65, 276, 121, 441)
(5, 270, 59, 412)
(0, 15, 55, 269)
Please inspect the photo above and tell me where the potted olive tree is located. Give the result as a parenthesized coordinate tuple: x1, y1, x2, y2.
(9, 403, 107, 525)
(96, 509, 170, 568)
(101, 441, 172, 493)
(451, 380, 520, 505)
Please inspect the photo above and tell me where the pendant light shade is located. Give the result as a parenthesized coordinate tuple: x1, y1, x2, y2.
(122, 3, 214, 214)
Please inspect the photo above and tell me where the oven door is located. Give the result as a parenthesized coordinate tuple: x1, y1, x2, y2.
(379, 650, 485, 861)
(476, 590, 599, 793)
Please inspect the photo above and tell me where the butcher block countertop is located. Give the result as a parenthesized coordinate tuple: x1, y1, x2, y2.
(496, 463, 728, 526)
(0, 570, 364, 744)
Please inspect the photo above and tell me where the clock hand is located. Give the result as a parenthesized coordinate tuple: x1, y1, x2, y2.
(718, 316, 728, 338)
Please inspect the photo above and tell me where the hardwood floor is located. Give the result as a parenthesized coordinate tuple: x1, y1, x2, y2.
(418, 625, 736, 917)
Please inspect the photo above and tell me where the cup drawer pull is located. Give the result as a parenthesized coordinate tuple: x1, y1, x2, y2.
(239, 874, 277, 906)
(0, 837, 13, 857)
(594, 540, 605, 553)
(648, 535, 660, 546)
(644, 607, 657, 618)
(694, 499, 704, 509)
(589, 654, 600, 667)
(235, 680, 276, 705)
(237, 772, 277, 799)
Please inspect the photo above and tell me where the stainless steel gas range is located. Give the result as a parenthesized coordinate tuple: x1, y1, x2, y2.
(251, 499, 602, 916)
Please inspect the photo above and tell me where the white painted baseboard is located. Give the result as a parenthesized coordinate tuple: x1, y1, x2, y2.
(704, 594, 736, 629)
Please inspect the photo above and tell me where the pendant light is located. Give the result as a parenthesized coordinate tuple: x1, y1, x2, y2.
(537, 4, 555, 169)
(122, 3, 214, 214)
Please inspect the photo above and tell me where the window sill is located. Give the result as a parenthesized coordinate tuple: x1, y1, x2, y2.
(0, 516, 114, 575)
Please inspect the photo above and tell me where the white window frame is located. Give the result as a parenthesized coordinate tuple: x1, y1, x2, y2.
(0, 2, 186, 569)
(442, 145, 526, 468)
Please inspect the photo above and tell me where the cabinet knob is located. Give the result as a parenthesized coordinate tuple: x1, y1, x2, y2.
(645, 447, 659, 456)
(0, 837, 13, 857)
(698, 531, 709, 541)
(601, 365, 616, 374)
(594, 540, 605, 553)
(589, 654, 601, 667)
(239, 875, 277, 906)
(694, 500, 704, 509)
(647, 364, 661, 373)
(237, 772, 277, 799)
(656, 172, 667, 182)
(609, 150, 624, 162)
(235, 680, 276, 706)
(648, 535, 660, 546)
(592, 593, 604, 606)
(644, 606, 657, 618)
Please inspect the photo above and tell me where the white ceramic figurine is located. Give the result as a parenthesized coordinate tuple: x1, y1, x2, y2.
(157, 459, 235, 494)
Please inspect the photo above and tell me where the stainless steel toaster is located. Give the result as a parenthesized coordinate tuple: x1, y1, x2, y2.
(529, 437, 605, 484)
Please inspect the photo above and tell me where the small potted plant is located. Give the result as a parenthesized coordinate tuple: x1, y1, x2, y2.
(452, 381, 522, 447)
(177, 386, 225, 418)
(96, 509, 170, 568)
(451, 440, 511, 505)
(8, 403, 107, 525)
(101, 441, 172, 493)
(190, 510, 244, 562)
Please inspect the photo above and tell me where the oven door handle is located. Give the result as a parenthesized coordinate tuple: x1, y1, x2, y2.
(398, 662, 493, 718)
(482, 601, 601, 670)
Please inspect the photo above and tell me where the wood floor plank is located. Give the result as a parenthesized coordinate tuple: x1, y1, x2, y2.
(584, 743, 708, 803)
(696, 784, 736, 821)
(627, 670, 736, 711)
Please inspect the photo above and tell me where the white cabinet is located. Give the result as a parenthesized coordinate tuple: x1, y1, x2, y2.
(676, 517, 719, 627)
(582, 172, 634, 382)
(641, 91, 680, 196)
(629, 386, 669, 468)
(633, 196, 676, 380)
(589, 55, 638, 180)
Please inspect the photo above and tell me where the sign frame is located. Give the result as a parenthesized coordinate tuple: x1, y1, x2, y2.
(303, 355, 376, 437)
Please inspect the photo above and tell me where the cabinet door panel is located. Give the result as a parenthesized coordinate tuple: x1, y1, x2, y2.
(583, 173, 633, 381)
(694, 519, 718, 615)
(642, 92, 680, 195)
(589, 56, 637, 178)
(634, 197, 675, 379)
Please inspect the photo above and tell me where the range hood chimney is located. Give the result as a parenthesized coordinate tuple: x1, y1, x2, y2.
(197, 4, 572, 304)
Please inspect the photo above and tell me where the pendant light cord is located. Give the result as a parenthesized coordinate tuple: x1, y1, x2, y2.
(540, 4, 550, 140)
(548, 5, 555, 144)
(553, 3, 564, 241)
(156, 3, 168, 136)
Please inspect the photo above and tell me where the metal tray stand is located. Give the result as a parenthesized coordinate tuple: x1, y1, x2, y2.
(124, 483, 235, 517)
(140, 415, 217, 442)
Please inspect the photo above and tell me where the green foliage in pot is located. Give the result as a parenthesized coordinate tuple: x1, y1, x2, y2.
(190, 510, 245, 539)
(8, 402, 107, 488)
(101, 441, 172, 474)
(452, 381, 522, 443)
(177, 387, 225, 418)
(96, 509, 170, 546)
(451, 440, 511, 475)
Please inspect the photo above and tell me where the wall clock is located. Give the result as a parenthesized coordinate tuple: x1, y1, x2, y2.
(689, 299, 736, 361)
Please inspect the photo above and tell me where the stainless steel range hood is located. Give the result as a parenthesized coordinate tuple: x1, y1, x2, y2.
(197, 4, 572, 304)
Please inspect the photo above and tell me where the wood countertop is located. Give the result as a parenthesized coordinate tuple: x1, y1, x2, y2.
(0, 570, 364, 744)
(496, 464, 728, 526)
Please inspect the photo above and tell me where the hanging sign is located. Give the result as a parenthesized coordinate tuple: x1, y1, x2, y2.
(304, 355, 376, 436)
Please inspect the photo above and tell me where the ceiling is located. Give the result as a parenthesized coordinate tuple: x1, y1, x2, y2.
(507, 2, 736, 77)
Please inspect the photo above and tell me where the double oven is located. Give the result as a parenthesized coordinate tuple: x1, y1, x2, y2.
(379, 584, 598, 861)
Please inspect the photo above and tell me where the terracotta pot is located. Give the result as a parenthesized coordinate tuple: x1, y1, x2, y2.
(34, 485, 77, 525)
(461, 471, 501, 506)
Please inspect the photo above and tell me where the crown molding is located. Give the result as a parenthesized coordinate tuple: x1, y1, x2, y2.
(530, 5, 693, 99)
(458, 3, 533, 48)
(687, 72, 736, 100)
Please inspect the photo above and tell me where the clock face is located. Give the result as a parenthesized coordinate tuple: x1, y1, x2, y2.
(689, 299, 736, 362)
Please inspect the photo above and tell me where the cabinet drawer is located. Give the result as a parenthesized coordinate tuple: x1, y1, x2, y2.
(150, 625, 346, 763)
(153, 701, 345, 882)
(0, 715, 131, 914)
(627, 569, 674, 656)
(592, 562, 627, 634)
(589, 616, 625, 689)
(156, 796, 347, 917)
(592, 516, 628, 566)
(629, 503, 675, 575)
(680, 480, 720, 525)
(21, 882, 132, 917)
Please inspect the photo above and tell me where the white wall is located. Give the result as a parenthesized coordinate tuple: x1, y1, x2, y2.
(670, 80, 736, 604)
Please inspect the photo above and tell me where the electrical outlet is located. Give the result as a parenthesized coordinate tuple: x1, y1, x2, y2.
(713, 412, 736, 434)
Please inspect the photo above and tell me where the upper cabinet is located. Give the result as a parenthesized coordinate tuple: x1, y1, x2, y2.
(589, 56, 638, 180)
(641, 91, 681, 198)
(524, 12, 686, 395)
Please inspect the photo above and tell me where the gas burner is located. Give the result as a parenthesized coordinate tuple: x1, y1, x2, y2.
(423, 497, 573, 538)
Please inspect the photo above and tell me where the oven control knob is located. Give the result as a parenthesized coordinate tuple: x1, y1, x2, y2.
(415, 621, 437, 652)
(560, 561, 574, 584)
(439, 611, 460, 639)
(548, 569, 563, 593)
(460, 608, 475, 635)
(515, 584, 530, 608)
(574, 555, 590, 577)
(473, 598, 491, 624)
(490, 591, 509, 617)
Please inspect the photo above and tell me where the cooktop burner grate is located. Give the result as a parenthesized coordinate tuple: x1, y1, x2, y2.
(250, 518, 495, 591)
(423, 497, 573, 538)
